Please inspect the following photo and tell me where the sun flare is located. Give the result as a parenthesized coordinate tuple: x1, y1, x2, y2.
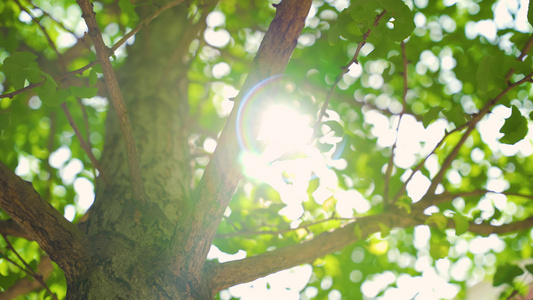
(256, 105, 314, 163)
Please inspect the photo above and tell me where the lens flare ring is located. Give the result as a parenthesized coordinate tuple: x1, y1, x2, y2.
(236, 74, 287, 155)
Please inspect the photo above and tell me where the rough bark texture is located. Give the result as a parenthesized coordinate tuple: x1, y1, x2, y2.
(0, 162, 87, 284)
(69, 2, 196, 298)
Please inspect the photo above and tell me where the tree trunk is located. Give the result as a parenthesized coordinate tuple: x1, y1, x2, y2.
(69, 3, 203, 298)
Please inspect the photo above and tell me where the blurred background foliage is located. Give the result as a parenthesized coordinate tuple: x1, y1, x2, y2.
(2, 0, 533, 299)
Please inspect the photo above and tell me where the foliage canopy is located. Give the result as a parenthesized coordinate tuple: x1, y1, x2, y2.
(2, 0, 533, 299)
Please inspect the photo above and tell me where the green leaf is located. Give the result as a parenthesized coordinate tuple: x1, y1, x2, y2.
(354, 224, 363, 239)
(452, 213, 469, 236)
(508, 59, 533, 76)
(328, 24, 340, 46)
(381, 0, 415, 41)
(317, 142, 334, 153)
(422, 106, 445, 128)
(324, 120, 344, 136)
(378, 0, 404, 11)
(443, 105, 467, 127)
(491, 208, 502, 220)
(0, 113, 10, 130)
(0, 273, 18, 290)
(28, 259, 38, 270)
(471, 209, 482, 221)
(493, 264, 524, 286)
(349, 5, 374, 30)
(69, 86, 99, 99)
(476, 55, 504, 94)
(476, 56, 492, 93)
(89, 69, 98, 86)
(119, 0, 139, 25)
(33, 71, 57, 98)
(331, 135, 348, 160)
(338, 9, 363, 41)
(429, 240, 450, 260)
(1, 52, 38, 89)
(378, 222, 390, 238)
(499, 105, 529, 145)
(367, 37, 389, 59)
(394, 195, 412, 213)
(525, 264, 533, 275)
(41, 89, 71, 107)
(425, 212, 448, 231)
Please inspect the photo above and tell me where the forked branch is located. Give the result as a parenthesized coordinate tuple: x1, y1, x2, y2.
(0, 162, 87, 282)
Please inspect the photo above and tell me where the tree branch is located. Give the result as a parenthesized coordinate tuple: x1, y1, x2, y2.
(384, 40, 408, 205)
(215, 216, 354, 238)
(171, 0, 313, 281)
(205, 213, 409, 295)
(0, 161, 87, 282)
(420, 189, 533, 209)
(469, 216, 533, 236)
(76, 0, 146, 203)
(313, 10, 387, 133)
(207, 210, 533, 294)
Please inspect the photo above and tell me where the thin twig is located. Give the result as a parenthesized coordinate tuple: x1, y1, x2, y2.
(28, 0, 77, 35)
(414, 71, 533, 211)
(313, 10, 387, 135)
(0, 250, 34, 276)
(77, 0, 145, 202)
(43, 112, 56, 202)
(505, 34, 533, 81)
(14, 0, 64, 68)
(61, 102, 108, 183)
(392, 121, 469, 205)
(384, 41, 408, 205)
(77, 98, 98, 179)
(425, 189, 533, 208)
(216, 217, 355, 238)
(1, 235, 58, 300)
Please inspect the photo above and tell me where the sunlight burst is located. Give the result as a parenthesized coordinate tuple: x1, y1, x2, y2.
(256, 105, 314, 163)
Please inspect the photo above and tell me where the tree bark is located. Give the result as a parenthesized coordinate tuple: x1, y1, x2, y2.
(0, 162, 87, 284)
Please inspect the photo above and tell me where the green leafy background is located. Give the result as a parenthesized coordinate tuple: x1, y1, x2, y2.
(2, 0, 533, 299)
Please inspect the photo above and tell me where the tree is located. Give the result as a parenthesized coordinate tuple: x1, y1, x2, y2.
(1, 0, 533, 298)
